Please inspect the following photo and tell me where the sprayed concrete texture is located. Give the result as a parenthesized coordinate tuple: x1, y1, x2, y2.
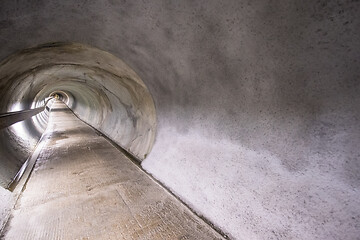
(1, 101, 223, 240)
(0, 1, 359, 239)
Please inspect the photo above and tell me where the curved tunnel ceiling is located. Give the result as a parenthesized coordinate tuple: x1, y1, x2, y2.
(0, 42, 157, 162)
(0, 1, 359, 239)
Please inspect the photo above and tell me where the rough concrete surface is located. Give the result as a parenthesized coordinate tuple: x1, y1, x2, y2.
(1, 101, 223, 240)
(0, 1, 359, 239)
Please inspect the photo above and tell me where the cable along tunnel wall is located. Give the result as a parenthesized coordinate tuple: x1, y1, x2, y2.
(0, 42, 157, 189)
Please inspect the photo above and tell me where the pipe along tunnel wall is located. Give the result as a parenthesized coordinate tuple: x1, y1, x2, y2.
(0, 1, 360, 239)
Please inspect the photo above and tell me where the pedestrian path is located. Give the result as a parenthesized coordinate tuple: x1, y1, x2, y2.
(1, 101, 222, 240)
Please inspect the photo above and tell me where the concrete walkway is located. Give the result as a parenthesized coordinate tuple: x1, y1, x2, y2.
(1, 101, 223, 240)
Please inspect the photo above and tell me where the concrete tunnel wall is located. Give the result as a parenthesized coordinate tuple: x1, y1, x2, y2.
(0, 1, 359, 239)
(0, 43, 157, 231)
(0, 43, 157, 183)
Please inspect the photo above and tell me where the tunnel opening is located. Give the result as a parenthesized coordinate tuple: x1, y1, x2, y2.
(50, 92, 64, 101)
(0, 42, 157, 190)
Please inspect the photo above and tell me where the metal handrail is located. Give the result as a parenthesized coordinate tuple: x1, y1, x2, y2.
(0, 98, 53, 130)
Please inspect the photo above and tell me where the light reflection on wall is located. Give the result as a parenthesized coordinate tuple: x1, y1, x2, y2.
(9, 102, 22, 112)
(9, 121, 29, 143)
(9, 99, 53, 147)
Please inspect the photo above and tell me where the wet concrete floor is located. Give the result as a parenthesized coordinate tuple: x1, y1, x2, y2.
(1, 101, 223, 240)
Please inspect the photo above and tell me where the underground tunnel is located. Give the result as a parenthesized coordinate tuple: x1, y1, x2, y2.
(0, 42, 157, 187)
(0, 1, 359, 240)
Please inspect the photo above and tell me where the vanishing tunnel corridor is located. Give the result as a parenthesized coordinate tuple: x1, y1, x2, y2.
(1, 1, 359, 239)
(1, 101, 222, 239)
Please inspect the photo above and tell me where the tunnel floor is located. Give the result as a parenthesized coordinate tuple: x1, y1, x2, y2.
(1, 101, 222, 240)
